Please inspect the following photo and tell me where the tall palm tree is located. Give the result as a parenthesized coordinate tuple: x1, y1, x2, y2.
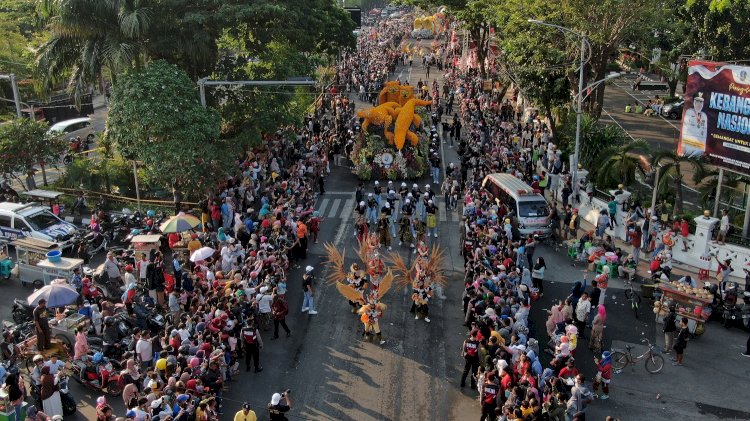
(596, 139, 650, 188)
(35, 0, 152, 96)
(650, 151, 706, 214)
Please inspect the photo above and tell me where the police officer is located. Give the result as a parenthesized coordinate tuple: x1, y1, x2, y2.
(460, 330, 480, 389)
(242, 319, 264, 373)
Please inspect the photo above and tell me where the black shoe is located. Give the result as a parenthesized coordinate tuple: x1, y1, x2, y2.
(460, 382, 465, 388)
(255, 367, 264, 373)
(286, 331, 291, 338)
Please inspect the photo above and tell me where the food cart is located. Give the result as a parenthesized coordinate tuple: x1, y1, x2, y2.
(19, 189, 66, 213)
(131, 234, 162, 256)
(0, 389, 27, 421)
(654, 282, 714, 336)
(11, 238, 84, 289)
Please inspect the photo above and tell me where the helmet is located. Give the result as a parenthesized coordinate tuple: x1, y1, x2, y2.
(401, 182, 407, 187)
(104, 316, 115, 326)
(425, 184, 430, 189)
(413, 183, 418, 188)
(92, 352, 103, 364)
(33, 355, 44, 363)
(374, 181, 379, 185)
(146, 210, 156, 217)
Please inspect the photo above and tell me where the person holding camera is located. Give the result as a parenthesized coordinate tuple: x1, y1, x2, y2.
(268, 390, 291, 421)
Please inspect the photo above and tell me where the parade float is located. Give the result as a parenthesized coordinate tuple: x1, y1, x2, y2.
(352, 81, 431, 180)
(410, 9, 446, 39)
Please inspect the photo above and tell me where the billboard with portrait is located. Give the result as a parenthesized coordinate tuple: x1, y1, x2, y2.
(678, 60, 750, 174)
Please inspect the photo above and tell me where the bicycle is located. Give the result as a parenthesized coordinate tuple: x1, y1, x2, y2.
(623, 278, 642, 319)
(610, 338, 665, 374)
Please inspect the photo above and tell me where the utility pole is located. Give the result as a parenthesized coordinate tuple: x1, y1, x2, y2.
(0, 74, 22, 118)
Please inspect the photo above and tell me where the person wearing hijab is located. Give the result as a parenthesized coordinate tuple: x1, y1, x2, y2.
(589, 305, 607, 353)
(73, 325, 89, 360)
(569, 278, 587, 308)
(40, 366, 62, 417)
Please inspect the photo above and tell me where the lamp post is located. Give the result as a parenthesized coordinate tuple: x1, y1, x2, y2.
(528, 20, 590, 204)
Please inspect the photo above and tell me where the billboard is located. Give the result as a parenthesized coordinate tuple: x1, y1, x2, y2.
(678, 60, 750, 174)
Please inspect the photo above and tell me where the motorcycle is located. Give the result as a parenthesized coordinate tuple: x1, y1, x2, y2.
(74, 229, 108, 261)
(723, 292, 750, 331)
(11, 299, 34, 324)
(58, 373, 77, 416)
(69, 355, 123, 397)
(119, 297, 165, 334)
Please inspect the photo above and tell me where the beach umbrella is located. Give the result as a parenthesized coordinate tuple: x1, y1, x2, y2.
(27, 282, 79, 307)
(190, 247, 215, 262)
(159, 214, 201, 233)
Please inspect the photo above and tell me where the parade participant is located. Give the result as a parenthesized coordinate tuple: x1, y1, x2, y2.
(378, 212, 392, 251)
(398, 199, 415, 248)
(411, 278, 432, 323)
(271, 294, 291, 339)
(366, 193, 379, 226)
(413, 218, 427, 253)
(358, 292, 387, 345)
(425, 199, 438, 238)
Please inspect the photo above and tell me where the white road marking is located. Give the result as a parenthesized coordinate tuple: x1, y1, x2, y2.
(333, 198, 355, 246)
(328, 199, 342, 219)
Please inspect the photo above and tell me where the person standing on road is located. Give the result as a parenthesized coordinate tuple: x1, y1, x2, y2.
(662, 304, 677, 354)
(301, 266, 318, 315)
(460, 329, 480, 389)
(268, 390, 291, 421)
(241, 319, 263, 373)
(234, 403, 257, 421)
(566, 374, 594, 420)
(630, 226, 643, 264)
(271, 294, 291, 339)
(33, 299, 51, 351)
(531, 257, 546, 296)
(672, 317, 689, 366)
(592, 351, 613, 400)
(574, 293, 591, 339)
(478, 371, 499, 421)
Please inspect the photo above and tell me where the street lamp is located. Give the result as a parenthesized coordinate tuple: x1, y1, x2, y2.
(528, 19, 590, 204)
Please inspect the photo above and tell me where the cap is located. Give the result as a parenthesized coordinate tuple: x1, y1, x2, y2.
(126, 410, 136, 418)
(385, 202, 391, 208)
(359, 201, 365, 206)
(176, 394, 190, 403)
(151, 398, 163, 409)
(124, 264, 133, 272)
(425, 184, 430, 189)
(413, 183, 418, 188)
(271, 393, 282, 405)
(243, 403, 252, 410)
(306, 265, 314, 272)
(368, 193, 373, 197)
(401, 182, 407, 187)
(374, 181, 379, 185)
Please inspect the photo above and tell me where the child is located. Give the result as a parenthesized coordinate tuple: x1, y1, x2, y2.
(309, 211, 322, 244)
(593, 351, 613, 400)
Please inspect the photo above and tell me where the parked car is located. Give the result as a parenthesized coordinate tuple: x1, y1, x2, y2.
(0, 202, 78, 249)
(47, 117, 96, 143)
(661, 100, 684, 120)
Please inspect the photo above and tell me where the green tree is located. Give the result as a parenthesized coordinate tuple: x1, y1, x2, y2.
(596, 139, 650, 188)
(35, 0, 153, 96)
(0, 118, 65, 189)
(651, 151, 706, 214)
(105, 60, 234, 196)
(682, 0, 750, 61)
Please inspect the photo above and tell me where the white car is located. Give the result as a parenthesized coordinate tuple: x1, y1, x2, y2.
(47, 117, 96, 143)
(0, 202, 78, 249)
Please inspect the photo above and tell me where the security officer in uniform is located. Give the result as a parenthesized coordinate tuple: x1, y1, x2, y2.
(460, 329, 481, 389)
(242, 318, 264, 373)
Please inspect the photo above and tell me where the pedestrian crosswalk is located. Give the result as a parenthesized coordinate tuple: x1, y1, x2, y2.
(315, 194, 462, 223)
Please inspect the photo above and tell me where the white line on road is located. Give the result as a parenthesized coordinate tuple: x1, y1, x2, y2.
(333, 198, 355, 246)
(328, 199, 342, 219)
(317, 198, 329, 216)
(612, 83, 680, 131)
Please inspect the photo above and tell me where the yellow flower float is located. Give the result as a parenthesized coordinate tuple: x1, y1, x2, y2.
(356, 101, 400, 132)
(391, 98, 432, 150)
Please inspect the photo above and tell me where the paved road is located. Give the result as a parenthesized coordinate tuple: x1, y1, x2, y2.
(2, 46, 748, 421)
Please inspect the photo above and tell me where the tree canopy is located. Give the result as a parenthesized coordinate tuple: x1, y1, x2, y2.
(0, 118, 65, 187)
(105, 60, 232, 195)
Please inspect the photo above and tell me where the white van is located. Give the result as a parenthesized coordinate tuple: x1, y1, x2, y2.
(0, 202, 78, 249)
(481, 173, 551, 238)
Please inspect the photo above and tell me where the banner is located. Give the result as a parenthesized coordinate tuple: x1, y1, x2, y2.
(678, 60, 750, 174)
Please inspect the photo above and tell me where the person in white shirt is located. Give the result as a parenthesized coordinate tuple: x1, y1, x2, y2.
(575, 293, 592, 338)
(717, 209, 730, 245)
(103, 252, 122, 283)
(135, 331, 154, 371)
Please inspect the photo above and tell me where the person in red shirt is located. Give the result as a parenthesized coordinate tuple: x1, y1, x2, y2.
(558, 358, 579, 380)
(592, 351, 613, 399)
(209, 202, 221, 232)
